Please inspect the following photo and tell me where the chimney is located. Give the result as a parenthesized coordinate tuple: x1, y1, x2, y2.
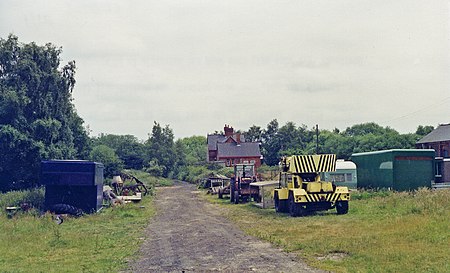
(224, 124, 234, 137)
(236, 133, 241, 144)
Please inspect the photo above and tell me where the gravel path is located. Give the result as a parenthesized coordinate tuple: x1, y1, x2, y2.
(126, 182, 325, 272)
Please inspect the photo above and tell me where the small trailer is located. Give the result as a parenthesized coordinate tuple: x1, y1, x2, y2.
(41, 160, 104, 215)
(199, 174, 229, 195)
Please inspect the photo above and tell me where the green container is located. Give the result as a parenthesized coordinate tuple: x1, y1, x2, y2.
(351, 149, 435, 191)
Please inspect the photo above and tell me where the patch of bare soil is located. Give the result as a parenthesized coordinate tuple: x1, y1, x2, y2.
(126, 182, 325, 272)
(316, 252, 349, 262)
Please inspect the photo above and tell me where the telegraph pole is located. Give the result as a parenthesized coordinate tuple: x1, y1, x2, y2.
(315, 124, 319, 154)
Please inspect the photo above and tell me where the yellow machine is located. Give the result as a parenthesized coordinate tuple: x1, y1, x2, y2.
(273, 154, 350, 217)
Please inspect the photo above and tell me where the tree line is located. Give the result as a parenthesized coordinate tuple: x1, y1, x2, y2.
(244, 120, 434, 165)
(0, 35, 436, 191)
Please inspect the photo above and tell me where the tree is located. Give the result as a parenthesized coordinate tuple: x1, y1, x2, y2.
(89, 145, 123, 178)
(0, 35, 89, 190)
(92, 134, 146, 169)
(245, 125, 262, 142)
(0, 125, 43, 191)
(415, 125, 434, 137)
(178, 136, 206, 165)
(261, 119, 280, 165)
(342, 122, 394, 137)
(145, 122, 176, 177)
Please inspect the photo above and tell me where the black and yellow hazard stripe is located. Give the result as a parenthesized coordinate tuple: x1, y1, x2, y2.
(304, 193, 341, 202)
(326, 193, 341, 202)
(290, 154, 336, 173)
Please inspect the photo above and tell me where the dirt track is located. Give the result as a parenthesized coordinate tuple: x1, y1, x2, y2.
(126, 182, 324, 272)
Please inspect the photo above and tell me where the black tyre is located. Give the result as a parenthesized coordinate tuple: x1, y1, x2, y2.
(274, 192, 282, 213)
(49, 204, 83, 217)
(275, 192, 289, 213)
(230, 187, 235, 203)
(234, 191, 239, 204)
(218, 188, 223, 199)
(336, 201, 349, 215)
(253, 194, 261, 203)
(288, 194, 303, 217)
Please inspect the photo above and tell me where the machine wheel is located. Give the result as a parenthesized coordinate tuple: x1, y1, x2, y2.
(218, 188, 223, 199)
(252, 194, 261, 203)
(234, 191, 240, 204)
(275, 192, 289, 213)
(288, 194, 303, 217)
(336, 201, 349, 215)
(49, 204, 83, 217)
(274, 192, 282, 213)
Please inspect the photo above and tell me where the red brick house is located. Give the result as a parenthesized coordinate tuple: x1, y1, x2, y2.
(207, 125, 262, 168)
(416, 123, 450, 182)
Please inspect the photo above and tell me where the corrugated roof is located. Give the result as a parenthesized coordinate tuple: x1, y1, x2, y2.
(416, 124, 450, 144)
(217, 142, 261, 158)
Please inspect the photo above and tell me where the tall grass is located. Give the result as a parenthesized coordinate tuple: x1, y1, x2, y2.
(0, 187, 45, 215)
(0, 171, 166, 272)
(0, 191, 155, 272)
(206, 188, 450, 273)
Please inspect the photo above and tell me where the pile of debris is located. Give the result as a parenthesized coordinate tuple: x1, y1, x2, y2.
(104, 172, 149, 205)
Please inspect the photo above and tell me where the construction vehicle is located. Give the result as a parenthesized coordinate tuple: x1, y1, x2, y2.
(228, 164, 259, 204)
(273, 154, 350, 216)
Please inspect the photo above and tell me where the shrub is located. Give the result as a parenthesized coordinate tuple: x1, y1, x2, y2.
(0, 187, 45, 214)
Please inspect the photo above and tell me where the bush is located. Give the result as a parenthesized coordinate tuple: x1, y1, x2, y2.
(175, 165, 233, 184)
(0, 187, 45, 214)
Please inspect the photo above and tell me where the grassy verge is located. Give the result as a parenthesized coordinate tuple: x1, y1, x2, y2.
(205, 188, 450, 273)
(0, 170, 168, 273)
(0, 195, 155, 273)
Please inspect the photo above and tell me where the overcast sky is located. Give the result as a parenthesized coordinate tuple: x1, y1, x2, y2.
(1, 1, 449, 139)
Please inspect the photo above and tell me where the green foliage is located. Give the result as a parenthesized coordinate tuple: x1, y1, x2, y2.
(144, 159, 165, 177)
(0, 187, 45, 213)
(415, 125, 434, 137)
(261, 119, 280, 165)
(92, 134, 146, 169)
(0, 125, 43, 190)
(89, 145, 123, 177)
(256, 121, 424, 165)
(177, 136, 206, 165)
(175, 164, 232, 184)
(120, 169, 173, 191)
(244, 125, 262, 142)
(0, 34, 89, 190)
(145, 121, 177, 178)
(175, 165, 208, 182)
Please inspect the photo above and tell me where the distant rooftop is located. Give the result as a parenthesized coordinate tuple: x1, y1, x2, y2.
(416, 123, 450, 144)
(217, 142, 261, 158)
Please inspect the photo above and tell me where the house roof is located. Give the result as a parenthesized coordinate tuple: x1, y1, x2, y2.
(217, 142, 261, 158)
(208, 134, 246, 150)
(207, 135, 226, 150)
(416, 124, 450, 144)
